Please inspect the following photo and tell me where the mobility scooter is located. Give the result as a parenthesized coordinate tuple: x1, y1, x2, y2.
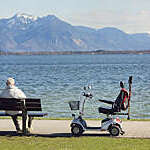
(68, 76, 132, 136)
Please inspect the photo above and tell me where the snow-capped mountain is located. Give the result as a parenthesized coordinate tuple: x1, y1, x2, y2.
(0, 13, 150, 51)
(16, 13, 38, 21)
(10, 13, 37, 24)
(6, 13, 38, 30)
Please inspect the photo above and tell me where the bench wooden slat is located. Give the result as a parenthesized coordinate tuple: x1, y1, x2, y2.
(0, 112, 12, 116)
(26, 103, 41, 108)
(26, 102, 41, 105)
(0, 106, 22, 111)
(0, 98, 24, 101)
(0, 101, 22, 104)
(25, 98, 41, 103)
(0, 103, 23, 107)
(26, 107, 42, 111)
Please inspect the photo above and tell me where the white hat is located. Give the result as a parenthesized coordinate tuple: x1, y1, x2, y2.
(6, 77, 15, 85)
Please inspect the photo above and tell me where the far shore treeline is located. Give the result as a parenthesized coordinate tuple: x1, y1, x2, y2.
(1, 50, 150, 55)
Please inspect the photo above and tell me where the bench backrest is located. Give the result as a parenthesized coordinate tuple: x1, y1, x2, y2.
(25, 98, 42, 111)
(0, 98, 42, 111)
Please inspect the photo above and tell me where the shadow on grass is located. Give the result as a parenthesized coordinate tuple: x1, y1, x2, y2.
(34, 133, 110, 138)
(0, 131, 20, 136)
(0, 131, 110, 138)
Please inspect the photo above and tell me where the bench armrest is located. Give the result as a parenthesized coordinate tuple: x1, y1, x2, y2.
(98, 99, 114, 105)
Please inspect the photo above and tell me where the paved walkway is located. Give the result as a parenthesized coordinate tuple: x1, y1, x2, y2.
(0, 119, 150, 138)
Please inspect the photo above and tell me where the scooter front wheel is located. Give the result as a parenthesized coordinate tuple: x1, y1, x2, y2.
(109, 125, 120, 136)
(71, 124, 83, 136)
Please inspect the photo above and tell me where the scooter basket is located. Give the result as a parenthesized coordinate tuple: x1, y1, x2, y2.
(69, 101, 80, 110)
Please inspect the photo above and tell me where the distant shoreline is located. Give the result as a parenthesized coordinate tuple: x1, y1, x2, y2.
(1, 50, 150, 55)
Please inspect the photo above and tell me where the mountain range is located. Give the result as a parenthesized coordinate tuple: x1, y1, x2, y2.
(0, 13, 150, 52)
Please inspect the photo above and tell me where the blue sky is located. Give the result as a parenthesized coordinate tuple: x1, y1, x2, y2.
(1, 0, 150, 33)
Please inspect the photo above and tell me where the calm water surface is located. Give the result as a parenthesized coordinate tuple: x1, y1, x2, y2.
(0, 54, 150, 119)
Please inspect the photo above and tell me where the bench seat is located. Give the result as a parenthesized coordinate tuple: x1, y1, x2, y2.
(0, 112, 47, 117)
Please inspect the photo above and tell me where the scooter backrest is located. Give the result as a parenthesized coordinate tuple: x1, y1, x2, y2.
(114, 88, 129, 112)
(121, 89, 129, 110)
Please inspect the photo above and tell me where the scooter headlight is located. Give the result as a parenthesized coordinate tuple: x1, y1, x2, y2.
(116, 117, 122, 123)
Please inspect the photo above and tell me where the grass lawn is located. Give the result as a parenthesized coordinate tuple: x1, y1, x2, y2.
(0, 136, 150, 150)
(1, 117, 150, 121)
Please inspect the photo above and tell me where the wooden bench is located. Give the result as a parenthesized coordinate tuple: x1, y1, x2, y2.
(0, 98, 47, 134)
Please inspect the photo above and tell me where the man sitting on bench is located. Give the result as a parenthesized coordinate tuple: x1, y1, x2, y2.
(0, 78, 26, 133)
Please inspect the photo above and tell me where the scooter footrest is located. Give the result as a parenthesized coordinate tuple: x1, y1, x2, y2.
(86, 127, 101, 130)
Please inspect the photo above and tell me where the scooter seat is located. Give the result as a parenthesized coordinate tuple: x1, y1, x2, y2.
(98, 107, 114, 114)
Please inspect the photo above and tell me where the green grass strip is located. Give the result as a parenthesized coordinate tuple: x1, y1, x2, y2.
(0, 136, 149, 150)
(0, 116, 150, 121)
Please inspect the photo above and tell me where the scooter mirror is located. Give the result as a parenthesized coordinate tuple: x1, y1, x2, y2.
(88, 85, 92, 89)
(83, 86, 86, 90)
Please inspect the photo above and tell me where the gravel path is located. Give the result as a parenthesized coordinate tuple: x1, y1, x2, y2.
(0, 119, 150, 138)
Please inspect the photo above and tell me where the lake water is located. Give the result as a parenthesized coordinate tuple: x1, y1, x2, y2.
(0, 54, 150, 119)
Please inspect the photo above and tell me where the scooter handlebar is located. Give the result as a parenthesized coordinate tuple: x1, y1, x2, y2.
(83, 92, 93, 98)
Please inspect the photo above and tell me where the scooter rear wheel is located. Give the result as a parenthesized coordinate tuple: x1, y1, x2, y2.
(109, 125, 120, 136)
(71, 124, 83, 136)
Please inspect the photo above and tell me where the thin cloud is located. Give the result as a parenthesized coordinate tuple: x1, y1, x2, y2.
(65, 10, 150, 33)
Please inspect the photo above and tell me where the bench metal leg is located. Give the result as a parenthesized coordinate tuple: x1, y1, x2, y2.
(11, 115, 21, 131)
(28, 116, 33, 129)
(22, 111, 27, 135)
